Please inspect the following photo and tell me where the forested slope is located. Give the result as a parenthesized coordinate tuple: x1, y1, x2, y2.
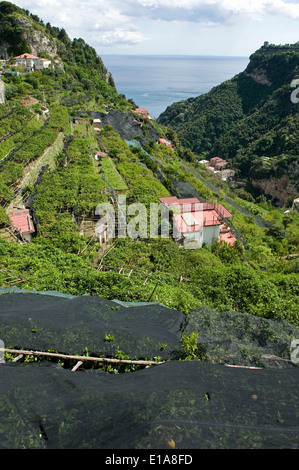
(158, 43, 299, 203)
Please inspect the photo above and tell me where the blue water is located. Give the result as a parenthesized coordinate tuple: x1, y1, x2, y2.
(101, 54, 250, 118)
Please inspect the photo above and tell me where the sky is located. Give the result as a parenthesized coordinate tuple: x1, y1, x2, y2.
(11, 0, 299, 57)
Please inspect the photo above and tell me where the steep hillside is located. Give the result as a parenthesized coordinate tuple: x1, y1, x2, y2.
(0, 3, 298, 344)
(158, 43, 299, 204)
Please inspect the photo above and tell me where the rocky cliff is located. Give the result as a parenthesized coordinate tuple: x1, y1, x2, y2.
(15, 16, 63, 67)
(158, 43, 299, 203)
(243, 67, 272, 86)
(252, 175, 298, 205)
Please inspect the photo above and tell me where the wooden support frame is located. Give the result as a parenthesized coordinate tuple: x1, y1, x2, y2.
(1, 348, 164, 366)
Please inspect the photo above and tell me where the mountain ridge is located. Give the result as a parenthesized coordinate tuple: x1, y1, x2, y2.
(158, 42, 299, 204)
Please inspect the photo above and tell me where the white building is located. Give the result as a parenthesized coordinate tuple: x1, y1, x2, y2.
(35, 58, 52, 70)
(15, 53, 51, 72)
(159, 196, 235, 248)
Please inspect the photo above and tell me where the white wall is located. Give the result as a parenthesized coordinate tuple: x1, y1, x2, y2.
(0, 81, 5, 104)
(202, 225, 220, 246)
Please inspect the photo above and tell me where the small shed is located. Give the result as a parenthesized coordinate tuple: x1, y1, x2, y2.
(9, 206, 35, 242)
(93, 119, 102, 133)
(95, 151, 109, 160)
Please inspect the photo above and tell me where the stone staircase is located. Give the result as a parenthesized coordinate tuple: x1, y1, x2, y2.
(0, 224, 21, 243)
(79, 218, 96, 236)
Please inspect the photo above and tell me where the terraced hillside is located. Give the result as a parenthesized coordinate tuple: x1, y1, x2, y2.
(0, 2, 298, 346)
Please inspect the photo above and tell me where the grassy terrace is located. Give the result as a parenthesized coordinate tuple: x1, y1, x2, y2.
(100, 156, 128, 192)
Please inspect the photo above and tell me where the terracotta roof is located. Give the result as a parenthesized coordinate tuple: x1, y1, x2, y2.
(160, 196, 201, 212)
(95, 151, 108, 158)
(173, 211, 202, 233)
(215, 204, 233, 218)
(134, 108, 151, 118)
(173, 208, 221, 233)
(9, 208, 35, 234)
(158, 138, 172, 147)
(15, 53, 39, 59)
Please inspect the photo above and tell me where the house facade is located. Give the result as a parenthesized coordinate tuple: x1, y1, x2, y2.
(159, 196, 236, 248)
(14, 53, 51, 72)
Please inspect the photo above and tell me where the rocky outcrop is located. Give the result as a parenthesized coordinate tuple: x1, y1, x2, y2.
(252, 175, 298, 205)
(244, 67, 272, 86)
(13, 16, 64, 70)
(0, 43, 10, 60)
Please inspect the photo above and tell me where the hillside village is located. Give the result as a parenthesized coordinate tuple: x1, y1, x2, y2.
(1, 108, 237, 249)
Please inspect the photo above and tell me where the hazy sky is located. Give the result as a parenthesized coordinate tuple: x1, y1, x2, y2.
(12, 0, 299, 57)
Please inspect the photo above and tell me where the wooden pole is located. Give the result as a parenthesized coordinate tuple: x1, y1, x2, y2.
(147, 281, 159, 302)
(2, 348, 164, 366)
(72, 360, 83, 371)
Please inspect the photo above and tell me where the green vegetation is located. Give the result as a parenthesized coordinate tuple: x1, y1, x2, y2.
(100, 157, 128, 191)
(0, 4, 298, 365)
(158, 43, 299, 202)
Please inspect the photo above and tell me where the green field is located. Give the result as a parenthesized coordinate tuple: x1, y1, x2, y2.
(100, 156, 128, 191)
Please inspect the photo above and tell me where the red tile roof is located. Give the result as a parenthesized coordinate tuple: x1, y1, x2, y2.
(158, 138, 173, 148)
(134, 108, 151, 118)
(159, 197, 233, 234)
(160, 196, 201, 212)
(95, 151, 109, 158)
(214, 204, 233, 218)
(15, 53, 39, 59)
(173, 208, 221, 233)
(9, 208, 35, 235)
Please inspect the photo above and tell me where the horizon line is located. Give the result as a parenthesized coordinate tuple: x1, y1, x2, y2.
(99, 53, 249, 59)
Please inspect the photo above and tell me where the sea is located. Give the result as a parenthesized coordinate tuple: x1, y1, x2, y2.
(101, 55, 250, 119)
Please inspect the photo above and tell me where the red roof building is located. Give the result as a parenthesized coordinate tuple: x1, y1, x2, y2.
(134, 108, 152, 119)
(215, 161, 228, 170)
(159, 196, 235, 247)
(95, 151, 109, 159)
(158, 138, 173, 149)
(9, 207, 35, 241)
(15, 53, 39, 60)
(210, 157, 225, 166)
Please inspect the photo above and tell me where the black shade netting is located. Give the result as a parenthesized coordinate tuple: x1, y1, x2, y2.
(0, 293, 185, 359)
(185, 306, 299, 369)
(0, 360, 299, 449)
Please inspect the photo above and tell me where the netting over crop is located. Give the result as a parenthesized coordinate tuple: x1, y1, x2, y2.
(0, 292, 185, 360)
(0, 360, 298, 449)
(0, 290, 299, 449)
(0, 289, 298, 367)
(185, 306, 299, 368)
